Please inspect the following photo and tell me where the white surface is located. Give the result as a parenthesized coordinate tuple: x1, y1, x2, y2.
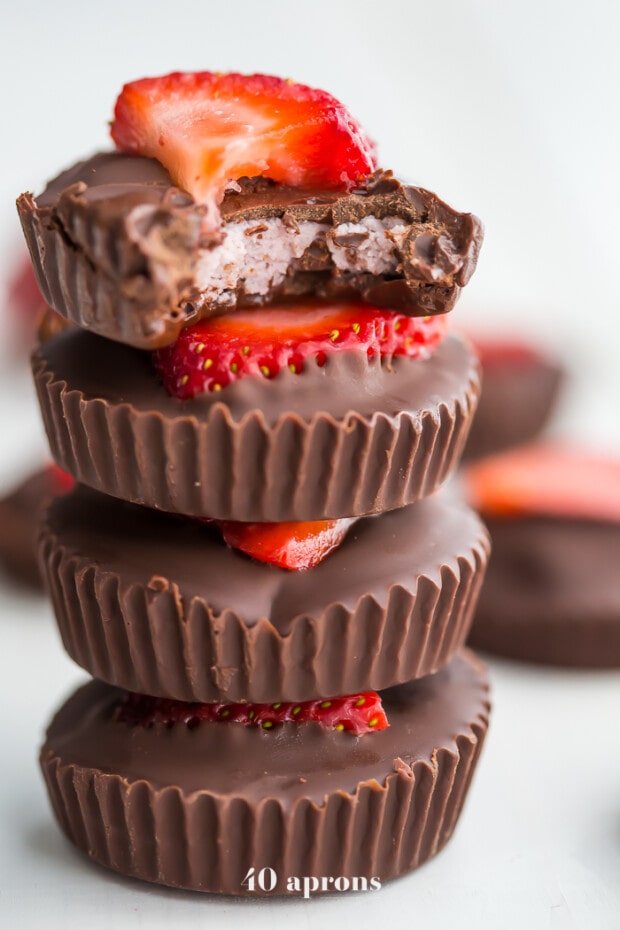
(1, 1, 620, 927)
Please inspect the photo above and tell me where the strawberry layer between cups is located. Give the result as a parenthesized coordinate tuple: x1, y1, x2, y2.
(154, 300, 448, 399)
(115, 689, 389, 736)
(153, 300, 447, 571)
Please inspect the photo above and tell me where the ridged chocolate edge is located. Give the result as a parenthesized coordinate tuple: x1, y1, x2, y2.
(40, 682, 490, 895)
(18, 194, 197, 350)
(32, 353, 480, 522)
(39, 525, 489, 702)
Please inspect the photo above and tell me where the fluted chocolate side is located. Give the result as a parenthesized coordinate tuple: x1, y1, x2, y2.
(32, 330, 480, 521)
(39, 486, 489, 702)
(40, 652, 490, 895)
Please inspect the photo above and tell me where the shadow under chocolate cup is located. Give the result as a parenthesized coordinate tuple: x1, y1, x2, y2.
(32, 330, 479, 522)
(40, 650, 490, 896)
(39, 485, 489, 702)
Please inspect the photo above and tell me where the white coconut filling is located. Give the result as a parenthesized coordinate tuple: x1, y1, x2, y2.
(193, 215, 409, 304)
(328, 216, 409, 274)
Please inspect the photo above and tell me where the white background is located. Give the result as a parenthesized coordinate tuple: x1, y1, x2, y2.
(0, 1, 619, 928)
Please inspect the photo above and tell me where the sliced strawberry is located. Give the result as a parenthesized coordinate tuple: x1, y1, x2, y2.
(154, 300, 447, 399)
(218, 517, 356, 570)
(462, 444, 620, 523)
(111, 71, 376, 226)
(115, 690, 389, 736)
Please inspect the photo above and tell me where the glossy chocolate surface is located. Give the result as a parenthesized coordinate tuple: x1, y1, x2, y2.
(40, 486, 489, 701)
(33, 331, 480, 520)
(43, 651, 489, 804)
(40, 651, 489, 893)
(19, 153, 483, 348)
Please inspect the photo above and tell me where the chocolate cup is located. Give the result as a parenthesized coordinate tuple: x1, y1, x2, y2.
(0, 468, 61, 589)
(32, 330, 479, 521)
(40, 650, 490, 895)
(468, 515, 620, 667)
(462, 350, 563, 461)
(39, 485, 489, 702)
(18, 154, 482, 349)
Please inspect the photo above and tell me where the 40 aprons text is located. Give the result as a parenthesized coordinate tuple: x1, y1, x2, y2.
(242, 866, 382, 897)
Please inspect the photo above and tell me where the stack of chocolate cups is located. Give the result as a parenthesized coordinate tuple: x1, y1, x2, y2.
(20, 73, 491, 896)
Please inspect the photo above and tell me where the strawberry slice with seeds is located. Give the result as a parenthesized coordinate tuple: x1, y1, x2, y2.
(218, 517, 356, 570)
(462, 444, 620, 523)
(111, 71, 376, 227)
(115, 690, 389, 736)
(154, 300, 447, 399)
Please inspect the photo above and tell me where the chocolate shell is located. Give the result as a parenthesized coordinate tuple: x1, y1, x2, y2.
(32, 330, 480, 521)
(18, 153, 483, 349)
(468, 515, 620, 667)
(0, 468, 62, 589)
(39, 485, 489, 702)
(40, 651, 490, 895)
(463, 342, 563, 461)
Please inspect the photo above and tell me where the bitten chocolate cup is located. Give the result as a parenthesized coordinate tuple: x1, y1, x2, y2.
(468, 515, 620, 667)
(32, 330, 479, 522)
(39, 485, 489, 703)
(40, 650, 490, 896)
(18, 153, 483, 350)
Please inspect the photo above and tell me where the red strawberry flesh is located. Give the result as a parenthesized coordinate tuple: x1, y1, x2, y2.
(115, 690, 389, 736)
(111, 71, 376, 225)
(218, 517, 356, 570)
(462, 443, 620, 523)
(154, 300, 448, 399)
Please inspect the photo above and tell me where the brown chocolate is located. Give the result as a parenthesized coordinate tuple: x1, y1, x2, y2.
(468, 514, 620, 667)
(0, 467, 62, 589)
(40, 650, 490, 895)
(39, 485, 489, 702)
(18, 154, 483, 349)
(462, 340, 563, 461)
(32, 330, 480, 521)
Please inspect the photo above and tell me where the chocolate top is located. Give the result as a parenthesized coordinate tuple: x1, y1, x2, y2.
(34, 155, 482, 287)
(36, 327, 476, 425)
(19, 153, 483, 348)
(43, 651, 489, 805)
(44, 485, 487, 630)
